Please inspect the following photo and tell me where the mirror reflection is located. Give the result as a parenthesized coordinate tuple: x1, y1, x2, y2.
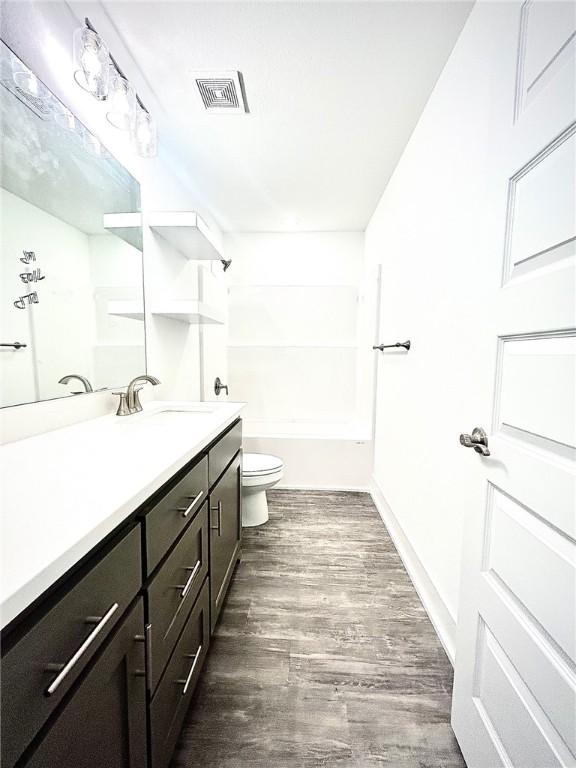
(0, 41, 145, 409)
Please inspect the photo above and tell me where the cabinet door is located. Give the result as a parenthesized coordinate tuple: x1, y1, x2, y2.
(21, 600, 147, 768)
(209, 452, 241, 631)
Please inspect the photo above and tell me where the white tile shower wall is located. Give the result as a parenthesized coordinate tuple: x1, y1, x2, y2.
(225, 232, 365, 426)
(0, 0, 212, 442)
(224, 232, 373, 488)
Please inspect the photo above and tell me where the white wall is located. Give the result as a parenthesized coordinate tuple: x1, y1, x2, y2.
(366, 1, 517, 659)
(0, 0, 215, 442)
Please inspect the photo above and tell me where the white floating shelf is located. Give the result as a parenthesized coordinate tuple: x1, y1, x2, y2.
(107, 300, 144, 321)
(148, 211, 222, 261)
(107, 299, 224, 325)
(102, 213, 143, 251)
(151, 300, 224, 325)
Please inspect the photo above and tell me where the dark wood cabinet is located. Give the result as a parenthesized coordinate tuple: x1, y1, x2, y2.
(143, 454, 208, 575)
(147, 503, 209, 693)
(150, 580, 210, 768)
(1, 526, 142, 768)
(20, 599, 147, 768)
(209, 452, 242, 631)
(208, 419, 242, 487)
(1, 418, 242, 768)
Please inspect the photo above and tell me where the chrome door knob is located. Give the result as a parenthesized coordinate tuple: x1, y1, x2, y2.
(460, 427, 490, 456)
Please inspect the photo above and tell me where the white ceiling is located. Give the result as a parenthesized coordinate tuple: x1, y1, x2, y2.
(102, 1, 473, 232)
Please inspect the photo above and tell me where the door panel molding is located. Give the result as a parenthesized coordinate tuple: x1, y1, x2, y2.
(514, 0, 576, 121)
(502, 121, 576, 284)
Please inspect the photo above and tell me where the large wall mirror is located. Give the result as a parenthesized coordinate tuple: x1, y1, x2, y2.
(0, 41, 145, 409)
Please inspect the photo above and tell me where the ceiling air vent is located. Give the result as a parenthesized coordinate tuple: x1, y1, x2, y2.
(191, 70, 247, 114)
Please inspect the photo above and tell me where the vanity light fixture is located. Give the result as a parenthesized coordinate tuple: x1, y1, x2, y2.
(73, 25, 109, 100)
(73, 18, 157, 157)
(131, 105, 157, 158)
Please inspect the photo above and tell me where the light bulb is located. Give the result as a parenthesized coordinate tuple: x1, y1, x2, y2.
(80, 48, 102, 77)
(73, 26, 109, 100)
(106, 70, 136, 130)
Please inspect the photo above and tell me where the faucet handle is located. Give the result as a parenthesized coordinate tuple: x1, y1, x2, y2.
(113, 392, 131, 417)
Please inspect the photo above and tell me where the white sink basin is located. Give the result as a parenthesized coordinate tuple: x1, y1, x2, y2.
(117, 406, 215, 427)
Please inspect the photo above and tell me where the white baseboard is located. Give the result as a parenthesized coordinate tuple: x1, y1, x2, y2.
(369, 477, 457, 666)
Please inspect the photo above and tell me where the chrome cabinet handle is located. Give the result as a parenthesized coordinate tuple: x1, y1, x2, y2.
(177, 645, 202, 695)
(135, 622, 153, 691)
(45, 602, 119, 696)
(176, 490, 204, 518)
(210, 500, 222, 535)
(460, 427, 490, 456)
(175, 560, 201, 599)
(145, 622, 153, 691)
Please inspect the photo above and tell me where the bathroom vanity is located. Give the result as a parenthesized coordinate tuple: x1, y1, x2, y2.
(0, 402, 243, 768)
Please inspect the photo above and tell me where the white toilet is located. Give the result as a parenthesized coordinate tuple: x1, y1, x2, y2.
(241, 453, 284, 527)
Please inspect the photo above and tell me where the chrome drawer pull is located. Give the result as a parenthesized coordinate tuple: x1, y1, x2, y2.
(45, 602, 119, 696)
(177, 645, 202, 696)
(176, 490, 204, 518)
(210, 500, 222, 535)
(176, 560, 201, 599)
(135, 622, 153, 691)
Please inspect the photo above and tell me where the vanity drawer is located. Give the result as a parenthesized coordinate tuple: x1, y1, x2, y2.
(1, 525, 141, 768)
(209, 419, 242, 488)
(150, 579, 210, 768)
(147, 503, 209, 693)
(144, 454, 208, 575)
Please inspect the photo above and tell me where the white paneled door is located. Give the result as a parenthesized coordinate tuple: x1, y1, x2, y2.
(451, 2, 576, 767)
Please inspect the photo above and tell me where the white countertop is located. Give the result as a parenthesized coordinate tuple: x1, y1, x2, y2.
(0, 400, 244, 630)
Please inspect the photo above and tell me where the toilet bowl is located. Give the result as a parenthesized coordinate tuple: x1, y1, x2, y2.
(242, 453, 284, 527)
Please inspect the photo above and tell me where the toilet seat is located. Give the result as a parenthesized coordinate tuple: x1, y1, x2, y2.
(242, 453, 283, 477)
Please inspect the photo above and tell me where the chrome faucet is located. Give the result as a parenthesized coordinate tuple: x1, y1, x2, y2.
(58, 374, 93, 393)
(124, 374, 161, 414)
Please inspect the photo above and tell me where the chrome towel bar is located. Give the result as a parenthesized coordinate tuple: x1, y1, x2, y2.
(373, 340, 411, 352)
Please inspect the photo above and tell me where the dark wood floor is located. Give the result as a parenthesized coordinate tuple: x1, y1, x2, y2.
(172, 490, 466, 767)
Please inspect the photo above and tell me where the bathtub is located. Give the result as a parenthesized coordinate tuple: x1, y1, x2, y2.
(242, 419, 373, 491)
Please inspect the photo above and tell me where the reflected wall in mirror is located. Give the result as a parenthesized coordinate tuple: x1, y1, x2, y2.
(0, 41, 145, 409)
